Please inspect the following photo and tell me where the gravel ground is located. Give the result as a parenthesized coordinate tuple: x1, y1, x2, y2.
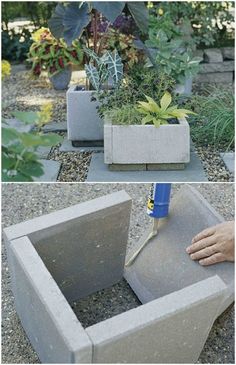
(2, 70, 234, 182)
(1, 183, 234, 363)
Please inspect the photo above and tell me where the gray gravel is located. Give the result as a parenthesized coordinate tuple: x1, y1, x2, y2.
(1, 183, 234, 363)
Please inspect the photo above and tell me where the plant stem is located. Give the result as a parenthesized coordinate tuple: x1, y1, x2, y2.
(93, 9, 98, 54)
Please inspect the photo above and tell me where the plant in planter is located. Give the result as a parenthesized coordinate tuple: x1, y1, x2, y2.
(48, 1, 149, 145)
(28, 27, 83, 90)
(2, 103, 63, 181)
(137, 92, 195, 127)
(137, 29, 202, 95)
(101, 72, 196, 170)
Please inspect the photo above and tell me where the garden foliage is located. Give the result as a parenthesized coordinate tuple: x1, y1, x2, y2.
(188, 87, 235, 150)
(2, 104, 63, 182)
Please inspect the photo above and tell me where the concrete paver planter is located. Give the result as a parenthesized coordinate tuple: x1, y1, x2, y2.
(4, 188, 234, 363)
(67, 86, 104, 146)
(104, 118, 190, 170)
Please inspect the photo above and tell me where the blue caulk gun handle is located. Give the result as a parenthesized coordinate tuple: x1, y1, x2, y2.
(125, 183, 171, 266)
(147, 183, 171, 219)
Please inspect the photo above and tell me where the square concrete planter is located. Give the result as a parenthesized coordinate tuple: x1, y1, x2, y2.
(4, 188, 234, 363)
(67, 86, 104, 145)
(104, 118, 190, 170)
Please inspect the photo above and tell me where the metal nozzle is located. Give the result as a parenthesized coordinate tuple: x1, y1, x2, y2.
(125, 219, 159, 267)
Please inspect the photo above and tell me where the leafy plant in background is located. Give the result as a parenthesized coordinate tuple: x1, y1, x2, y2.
(137, 92, 196, 128)
(2, 103, 63, 182)
(28, 28, 83, 77)
(187, 87, 235, 150)
(97, 65, 175, 119)
(1, 60, 11, 79)
(2, 28, 33, 63)
(139, 29, 202, 84)
(83, 46, 123, 91)
(148, 1, 234, 48)
(49, 2, 149, 48)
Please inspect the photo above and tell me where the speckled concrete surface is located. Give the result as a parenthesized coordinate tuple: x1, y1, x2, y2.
(1, 183, 234, 363)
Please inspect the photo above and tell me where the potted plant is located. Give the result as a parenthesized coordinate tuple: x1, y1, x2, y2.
(28, 27, 83, 90)
(98, 71, 195, 169)
(48, 1, 149, 146)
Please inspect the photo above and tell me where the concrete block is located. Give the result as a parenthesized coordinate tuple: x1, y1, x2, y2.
(87, 151, 207, 182)
(125, 185, 234, 315)
(220, 152, 235, 174)
(8, 235, 92, 363)
(204, 48, 223, 63)
(147, 163, 185, 170)
(104, 118, 190, 165)
(200, 61, 234, 73)
(4, 191, 132, 302)
(59, 138, 104, 152)
(86, 276, 227, 363)
(67, 86, 104, 142)
(33, 160, 61, 182)
(109, 164, 147, 171)
(222, 47, 235, 60)
(196, 71, 233, 83)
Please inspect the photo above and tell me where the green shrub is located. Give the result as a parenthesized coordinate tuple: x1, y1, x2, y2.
(104, 105, 142, 125)
(2, 28, 33, 62)
(188, 87, 234, 150)
(97, 65, 175, 118)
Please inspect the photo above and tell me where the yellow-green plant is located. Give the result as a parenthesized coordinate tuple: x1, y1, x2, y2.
(2, 60, 11, 79)
(137, 92, 196, 127)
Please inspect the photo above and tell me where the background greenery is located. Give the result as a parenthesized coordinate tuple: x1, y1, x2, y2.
(1, 1, 234, 63)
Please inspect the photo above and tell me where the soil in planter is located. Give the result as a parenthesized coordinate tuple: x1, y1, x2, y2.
(71, 278, 141, 328)
(167, 118, 179, 125)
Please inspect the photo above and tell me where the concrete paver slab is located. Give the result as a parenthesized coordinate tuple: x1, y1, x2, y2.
(33, 160, 61, 182)
(220, 152, 235, 175)
(125, 185, 234, 315)
(87, 152, 207, 182)
(86, 276, 227, 364)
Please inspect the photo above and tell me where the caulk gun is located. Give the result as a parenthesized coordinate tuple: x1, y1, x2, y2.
(125, 183, 171, 266)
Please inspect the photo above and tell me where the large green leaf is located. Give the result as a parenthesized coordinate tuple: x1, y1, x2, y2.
(160, 92, 172, 111)
(2, 127, 19, 147)
(83, 46, 101, 65)
(20, 132, 62, 148)
(48, 3, 66, 39)
(19, 160, 44, 177)
(127, 2, 149, 34)
(12, 111, 39, 125)
(92, 2, 125, 23)
(104, 50, 123, 85)
(63, 3, 90, 45)
(84, 63, 100, 91)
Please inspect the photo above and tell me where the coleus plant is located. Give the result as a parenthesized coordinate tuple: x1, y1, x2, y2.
(137, 92, 196, 128)
(28, 28, 83, 77)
